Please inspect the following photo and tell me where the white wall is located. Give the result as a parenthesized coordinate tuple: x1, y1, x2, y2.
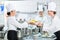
(0, 3, 4, 25)
(0, 14, 4, 24)
(4, 1, 37, 12)
(4, 0, 60, 19)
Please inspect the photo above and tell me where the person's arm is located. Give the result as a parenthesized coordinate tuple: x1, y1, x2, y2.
(9, 19, 27, 28)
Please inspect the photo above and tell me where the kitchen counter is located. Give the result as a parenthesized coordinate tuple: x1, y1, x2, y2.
(17, 27, 56, 40)
(23, 35, 55, 40)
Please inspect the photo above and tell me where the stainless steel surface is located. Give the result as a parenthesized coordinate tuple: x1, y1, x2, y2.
(0, 29, 55, 40)
(17, 27, 55, 40)
(23, 35, 54, 40)
(0, 31, 5, 40)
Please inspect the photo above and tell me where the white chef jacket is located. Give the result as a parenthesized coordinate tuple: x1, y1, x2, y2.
(7, 16, 28, 31)
(46, 15, 60, 34)
(3, 16, 28, 40)
(35, 15, 44, 23)
(42, 15, 52, 31)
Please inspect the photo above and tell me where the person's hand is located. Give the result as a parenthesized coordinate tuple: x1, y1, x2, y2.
(41, 31, 49, 37)
(27, 21, 35, 25)
(38, 22, 43, 27)
(35, 22, 43, 27)
(27, 19, 38, 25)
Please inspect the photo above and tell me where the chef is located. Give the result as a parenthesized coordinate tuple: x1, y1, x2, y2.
(35, 5, 44, 24)
(42, 2, 57, 37)
(43, 2, 60, 40)
(47, 2, 60, 40)
(41, 2, 56, 37)
(5, 3, 28, 40)
(35, 5, 44, 33)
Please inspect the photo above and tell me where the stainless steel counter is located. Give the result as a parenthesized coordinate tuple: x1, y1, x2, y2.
(23, 35, 55, 40)
(17, 28, 56, 40)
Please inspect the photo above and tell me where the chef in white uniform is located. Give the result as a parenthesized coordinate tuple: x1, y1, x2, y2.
(43, 2, 60, 39)
(5, 3, 28, 40)
(42, 2, 56, 37)
(35, 5, 44, 33)
(35, 4, 52, 35)
(35, 5, 44, 23)
(47, 2, 57, 34)
(47, 2, 60, 40)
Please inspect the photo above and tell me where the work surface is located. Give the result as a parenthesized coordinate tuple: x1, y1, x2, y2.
(0, 33, 55, 40)
(23, 35, 55, 40)
(0, 28, 56, 40)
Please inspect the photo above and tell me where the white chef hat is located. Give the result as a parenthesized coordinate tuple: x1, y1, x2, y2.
(48, 2, 56, 11)
(6, 3, 15, 12)
(38, 5, 43, 12)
